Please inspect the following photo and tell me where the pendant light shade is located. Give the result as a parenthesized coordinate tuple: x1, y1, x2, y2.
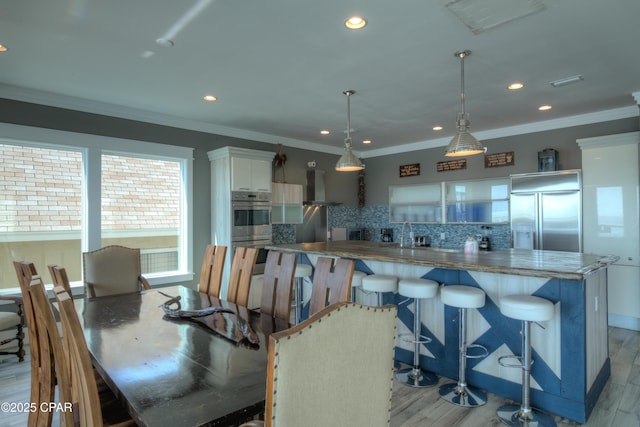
(445, 50, 485, 157)
(335, 90, 364, 172)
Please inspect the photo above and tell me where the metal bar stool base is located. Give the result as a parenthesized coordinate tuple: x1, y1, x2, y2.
(395, 367, 438, 388)
(497, 404, 557, 426)
(438, 382, 487, 407)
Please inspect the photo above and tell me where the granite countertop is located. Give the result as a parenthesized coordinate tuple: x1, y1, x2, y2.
(266, 241, 619, 280)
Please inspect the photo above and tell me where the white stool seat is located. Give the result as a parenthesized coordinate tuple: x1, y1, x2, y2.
(500, 295, 554, 322)
(294, 264, 313, 278)
(351, 271, 366, 288)
(398, 278, 438, 299)
(362, 275, 397, 293)
(441, 285, 485, 309)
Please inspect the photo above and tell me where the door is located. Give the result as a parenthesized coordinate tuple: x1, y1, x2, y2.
(540, 191, 581, 252)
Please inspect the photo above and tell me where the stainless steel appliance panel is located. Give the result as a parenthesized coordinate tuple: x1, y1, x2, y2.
(510, 170, 582, 252)
(295, 205, 327, 243)
(231, 200, 272, 240)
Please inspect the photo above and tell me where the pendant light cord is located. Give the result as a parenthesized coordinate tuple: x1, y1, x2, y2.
(459, 51, 466, 116)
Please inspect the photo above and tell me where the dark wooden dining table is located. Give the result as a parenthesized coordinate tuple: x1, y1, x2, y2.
(74, 284, 289, 426)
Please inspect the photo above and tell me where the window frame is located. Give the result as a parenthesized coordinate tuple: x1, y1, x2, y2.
(0, 122, 194, 292)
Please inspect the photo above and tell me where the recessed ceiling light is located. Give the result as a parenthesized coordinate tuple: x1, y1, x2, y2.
(203, 95, 217, 102)
(508, 82, 525, 90)
(433, 126, 444, 131)
(0, 44, 8, 52)
(320, 130, 330, 135)
(538, 105, 552, 111)
(345, 16, 367, 30)
(362, 140, 371, 144)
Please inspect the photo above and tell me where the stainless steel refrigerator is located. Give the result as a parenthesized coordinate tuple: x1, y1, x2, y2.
(510, 170, 582, 252)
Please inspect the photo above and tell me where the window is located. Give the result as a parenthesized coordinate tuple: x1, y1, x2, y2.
(0, 123, 193, 292)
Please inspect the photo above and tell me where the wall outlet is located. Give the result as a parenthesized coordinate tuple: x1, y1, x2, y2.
(440, 232, 445, 240)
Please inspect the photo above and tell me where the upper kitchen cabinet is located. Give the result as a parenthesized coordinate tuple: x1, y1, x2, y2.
(389, 183, 442, 223)
(445, 178, 510, 224)
(230, 153, 273, 193)
(272, 182, 303, 224)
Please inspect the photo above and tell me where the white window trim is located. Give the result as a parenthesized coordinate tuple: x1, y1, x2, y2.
(0, 122, 194, 288)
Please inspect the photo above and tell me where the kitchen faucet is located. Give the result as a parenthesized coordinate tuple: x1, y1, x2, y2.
(400, 222, 415, 249)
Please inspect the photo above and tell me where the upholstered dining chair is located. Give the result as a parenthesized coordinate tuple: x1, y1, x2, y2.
(307, 257, 354, 317)
(241, 302, 397, 427)
(226, 246, 259, 306)
(260, 251, 297, 323)
(199, 244, 228, 297)
(0, 294, 25, 362)
(54, 285, 136, 426)
(83, 245, 151, 297)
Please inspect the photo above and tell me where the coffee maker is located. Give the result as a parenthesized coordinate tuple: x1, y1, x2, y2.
(479, 226, 491, 251)
(380, 228, 394, 242)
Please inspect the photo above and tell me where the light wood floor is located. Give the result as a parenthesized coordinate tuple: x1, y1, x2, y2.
(1, 326, 639, 426)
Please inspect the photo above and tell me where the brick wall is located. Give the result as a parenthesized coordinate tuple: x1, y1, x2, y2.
(0, 145, 180, 233)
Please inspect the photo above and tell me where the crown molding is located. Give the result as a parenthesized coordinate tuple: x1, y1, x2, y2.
(360, 105, 639, 158)
(1, 84, 637, 159)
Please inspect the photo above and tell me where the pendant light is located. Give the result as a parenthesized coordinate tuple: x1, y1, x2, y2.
(444, 50, 485, 157)
(335, 90, 364, 172)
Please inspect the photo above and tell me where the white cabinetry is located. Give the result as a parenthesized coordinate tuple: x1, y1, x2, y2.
(231, 155, 272, 192)
(207, 147, 275, 298)
(578, 132, 640, 330)
(389, 178, 509, 224)
(389, 183, 441, 223)
(272, 182, 303, 224)
(445, 178, 510, 223)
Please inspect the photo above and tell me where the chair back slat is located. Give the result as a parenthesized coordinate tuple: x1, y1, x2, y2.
(260, 251, 296, 322)
(48, 263, 73, 296)
(308, 257, 354, 317)
(226, 247, 258, 306)
(199, 245, 227, 297)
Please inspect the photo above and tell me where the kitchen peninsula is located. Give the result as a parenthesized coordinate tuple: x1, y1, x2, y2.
(267, 241, 618, 423)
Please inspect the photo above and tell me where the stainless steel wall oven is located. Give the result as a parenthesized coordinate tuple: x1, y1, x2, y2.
(231, 191, 272, 275)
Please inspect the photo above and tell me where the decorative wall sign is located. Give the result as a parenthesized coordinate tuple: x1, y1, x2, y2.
(399, 163, 420, 177)
(484, 151, 514, 168)
(437, 159, 467, 172)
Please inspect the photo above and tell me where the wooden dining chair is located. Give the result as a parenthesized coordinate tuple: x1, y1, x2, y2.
(54, 285, 136, 427)
(29, 277, 75, 427)
(83, 245, 152, 297)
(12, 261, 50, 427)
(307, 257, 354, 317)
(199, 244, 228, 297)
(242, 302, 397, 427)
(260, 251, 297, 323)
(226, 246, 259, 306)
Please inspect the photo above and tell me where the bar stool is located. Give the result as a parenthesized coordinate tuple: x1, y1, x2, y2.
(350, 271, 366, 303)
(361, 274, 397, 306)
(396, 278, 439, 388)
(497, 295, 556, 427)
(438, 285, 488, 407)
(293, 264, 313, 324)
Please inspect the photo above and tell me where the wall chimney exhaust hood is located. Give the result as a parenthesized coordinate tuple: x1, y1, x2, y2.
(304, 169, 339, 205)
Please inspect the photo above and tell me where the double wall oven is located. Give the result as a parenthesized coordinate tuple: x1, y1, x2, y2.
(231, 191, 272, 274)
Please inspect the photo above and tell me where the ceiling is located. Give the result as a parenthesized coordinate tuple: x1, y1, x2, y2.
(0, 0, 638, 159)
